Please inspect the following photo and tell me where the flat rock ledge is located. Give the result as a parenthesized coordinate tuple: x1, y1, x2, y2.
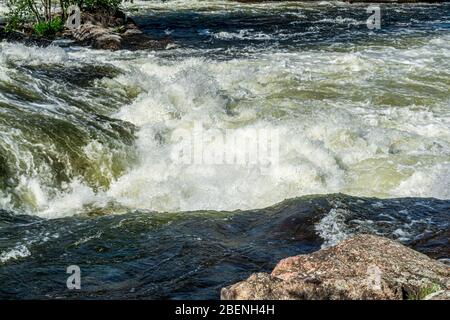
(221, 234, 450, 300)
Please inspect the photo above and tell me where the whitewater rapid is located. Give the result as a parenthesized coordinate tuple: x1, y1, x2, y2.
(0, 2, 449, 218)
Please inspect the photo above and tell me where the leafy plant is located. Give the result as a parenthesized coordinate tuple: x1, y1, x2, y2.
(5, 0, 37, 31)
(406, 283, 441, 300)
(78, 0, 123, 10)
(33, 17, 64, 37)
(49, 16, 64, 32)
(5, 0, 130, 34)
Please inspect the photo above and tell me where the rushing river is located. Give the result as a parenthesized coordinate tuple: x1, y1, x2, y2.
(0, 1, 449, 299)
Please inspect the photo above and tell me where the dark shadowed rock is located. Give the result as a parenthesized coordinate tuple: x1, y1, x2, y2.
(92, 34, 122, 50)
(408, 229, 450, 262)
(221, 234, 450, 300)
(0, 28, 53, 47)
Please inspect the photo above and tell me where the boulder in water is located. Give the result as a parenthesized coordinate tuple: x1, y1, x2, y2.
(65, 9, 171, 51)
(0, 8, 171, 51)
(221, 234, 450, 300)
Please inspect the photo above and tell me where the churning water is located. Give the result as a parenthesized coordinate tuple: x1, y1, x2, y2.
(0, 1, 449, 299)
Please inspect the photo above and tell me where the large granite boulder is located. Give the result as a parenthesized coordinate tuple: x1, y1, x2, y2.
(221, 234, 450, 300)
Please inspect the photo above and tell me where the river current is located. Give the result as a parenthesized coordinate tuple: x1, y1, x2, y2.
(0, 1, 449, 299)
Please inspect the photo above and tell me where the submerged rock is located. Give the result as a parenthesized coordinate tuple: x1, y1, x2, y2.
(221, 234, 450, 300)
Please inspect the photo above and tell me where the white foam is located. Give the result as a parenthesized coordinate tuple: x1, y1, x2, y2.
(105, 38, 450, 213)
(393, 163, 450, 199)
(0, 43, 69, 66)
(0, 244, 31, 263)
(0, 1, 8, 16)
(315, 17, 366, 26)
(0, 22, 449, 217)
(315, 207, 350, 248)
(212, 30, 274, 41)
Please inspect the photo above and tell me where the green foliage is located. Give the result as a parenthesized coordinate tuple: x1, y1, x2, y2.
(49, 16, 64, 32)
(5, 0, 131, 33)
(406, 283, 441, 300)
(5, 13, 22, 32)
(33, 17, 64, 37)
(5, 0, 35, 31)
(76, 0, 123, 11)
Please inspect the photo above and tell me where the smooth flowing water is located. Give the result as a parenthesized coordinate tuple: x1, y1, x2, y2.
(0, 1, 449, 299)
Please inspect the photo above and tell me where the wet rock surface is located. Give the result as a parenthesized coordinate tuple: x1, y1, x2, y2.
(0, 9, 170, 51)
(67, 9, 170, 51)
(221, 234, 450, 300)
(0, 28, 53, 47)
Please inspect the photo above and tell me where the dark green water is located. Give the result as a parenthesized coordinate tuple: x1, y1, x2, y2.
(1, 194, 449, 299)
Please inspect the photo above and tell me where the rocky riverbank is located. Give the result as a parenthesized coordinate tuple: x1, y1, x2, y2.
(221, 234, 450, 300)
(0, 8, 171, 51)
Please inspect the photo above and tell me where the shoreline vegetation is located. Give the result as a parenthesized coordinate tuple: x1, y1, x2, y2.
(0, 1, 447, 50)
(0, 0, 170, 50)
